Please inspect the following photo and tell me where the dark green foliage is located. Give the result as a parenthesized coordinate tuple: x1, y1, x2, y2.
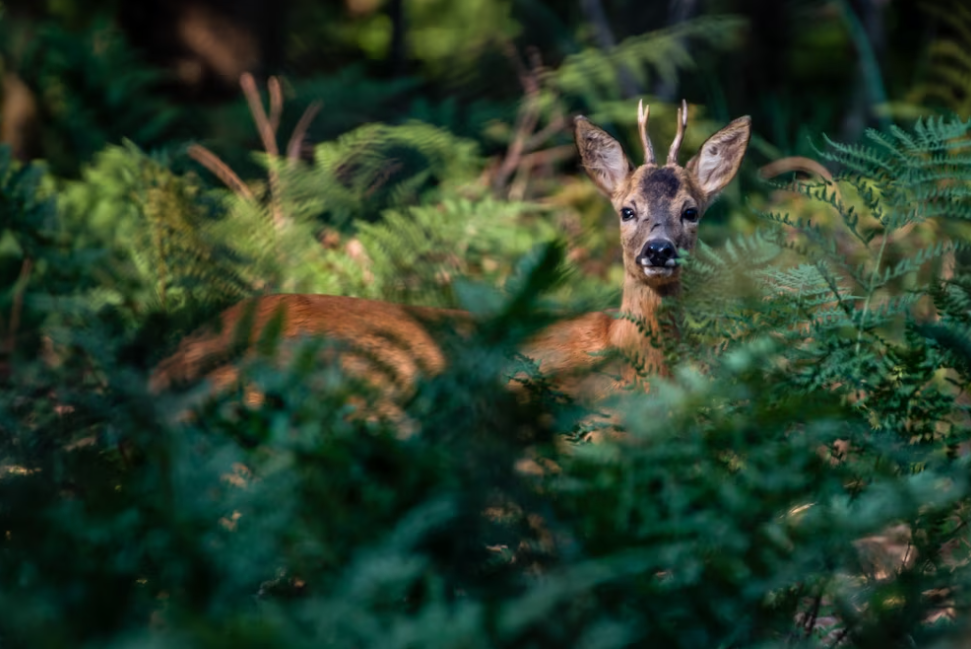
(7, 2, 971, 647)
(60, 141, 250, 321)
(354, 196, 559, 307)
(5, 18, 187, 176)
(287, 120, 482, 228)
(4, 111, 971, 647)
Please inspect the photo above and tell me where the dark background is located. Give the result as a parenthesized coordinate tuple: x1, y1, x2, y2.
(0, 0, 954, 172)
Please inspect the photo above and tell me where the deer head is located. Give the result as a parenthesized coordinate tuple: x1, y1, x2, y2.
(575, 101, 751, 291)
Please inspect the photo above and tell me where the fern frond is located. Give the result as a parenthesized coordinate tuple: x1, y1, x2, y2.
(553, 15, 744, 102)
(355, 197, 557, 307)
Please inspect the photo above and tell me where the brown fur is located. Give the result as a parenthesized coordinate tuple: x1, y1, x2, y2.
(150, 107, 752, 415)
(150, 294, 470, 398)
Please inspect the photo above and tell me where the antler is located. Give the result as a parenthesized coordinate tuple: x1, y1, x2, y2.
(666, 99, 688, 165)
(637, 99, 656, 165)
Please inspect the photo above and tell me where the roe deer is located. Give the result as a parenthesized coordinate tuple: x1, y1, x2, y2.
(149, 101, 751, 410)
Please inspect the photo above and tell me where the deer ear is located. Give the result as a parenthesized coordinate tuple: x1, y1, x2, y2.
(574, 116, 632, 196)
(686, 116, 751, 200)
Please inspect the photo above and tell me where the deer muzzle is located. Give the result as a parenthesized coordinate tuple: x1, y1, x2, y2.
(637, 239, 678, 271)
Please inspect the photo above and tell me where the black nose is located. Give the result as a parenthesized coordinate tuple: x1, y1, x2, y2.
(638, 240, 678, 267)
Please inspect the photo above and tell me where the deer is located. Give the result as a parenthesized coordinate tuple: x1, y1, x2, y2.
(149, 101, 751, 419)
(519, 102, 751, 396)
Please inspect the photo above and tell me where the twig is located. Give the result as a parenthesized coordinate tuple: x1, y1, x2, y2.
(899, 541, 914, 575)
(239, 73, 284, 228)
(240, 72, 279, 157)
(188, 144, 255, 201)
(503, 41, 540, 95)
(509, 145, 578, 200)
(803, 591, 823, 637)
(287, 100, 323, 162)
(363, 161, 404, 199)
(7, 256, 33, 348)
(522, 115, 567, 152)
(828, 625, 852, 647)
(759, 156, 833, 181)
(268, 76, 283, 136)
(493, 44, 547, 193)
(760, 155, 844, 207)
(518, 145, 577, 169)
(0, 257, 34, 382)
(494, 107, 541, 192)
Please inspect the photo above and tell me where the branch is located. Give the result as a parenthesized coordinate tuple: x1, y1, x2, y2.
(239, 73, 285, 228)
(8, 256, 33, 345)
(760, 155, 844, 207)
(493, 44, 547, 193)
(0, 257, 34, 382)
(188, 144, 255, 202)
(268, 76, 284, 135)
(287, 100, 323, 162)
(240, 72, 279, 157)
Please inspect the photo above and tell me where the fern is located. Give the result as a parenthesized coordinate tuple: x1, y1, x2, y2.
(299, 121, 481, 227)
(59, 141, 250, 323)
(673, 116, 971, 419)
(354, 196, 558, 307)
(897, 1, 971, 119)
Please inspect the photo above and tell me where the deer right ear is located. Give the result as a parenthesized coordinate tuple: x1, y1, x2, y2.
(574, 116, 632, 196)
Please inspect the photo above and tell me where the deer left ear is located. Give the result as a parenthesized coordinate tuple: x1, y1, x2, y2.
(686, 116, 751, 201)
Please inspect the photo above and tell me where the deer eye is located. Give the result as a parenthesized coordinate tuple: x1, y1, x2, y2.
(682, 207, 699, 222)
(620, 207, 636, 221)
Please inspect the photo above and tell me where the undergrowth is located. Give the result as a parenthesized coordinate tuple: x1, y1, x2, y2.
(3, 20, 971, 646)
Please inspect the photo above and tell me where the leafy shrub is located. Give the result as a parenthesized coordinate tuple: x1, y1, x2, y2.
(5, 106, 971, 649)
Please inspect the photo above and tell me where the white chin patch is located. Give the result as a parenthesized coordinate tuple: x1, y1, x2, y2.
(642, 266, 674, 277)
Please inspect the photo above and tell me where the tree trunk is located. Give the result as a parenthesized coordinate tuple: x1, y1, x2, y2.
(839, 0, 890, 143)
(579, 0, 639, 98)
(653, 0, 699, 102)
(389, 0, 407, 76)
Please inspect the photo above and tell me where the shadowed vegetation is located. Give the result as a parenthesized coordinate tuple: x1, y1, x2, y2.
(3, 1, 971, 647)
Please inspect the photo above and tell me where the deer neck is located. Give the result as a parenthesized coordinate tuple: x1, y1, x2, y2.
(609, 276, 680, 381)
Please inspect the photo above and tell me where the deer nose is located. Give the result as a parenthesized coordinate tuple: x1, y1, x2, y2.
(638, 240, 678, 267)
